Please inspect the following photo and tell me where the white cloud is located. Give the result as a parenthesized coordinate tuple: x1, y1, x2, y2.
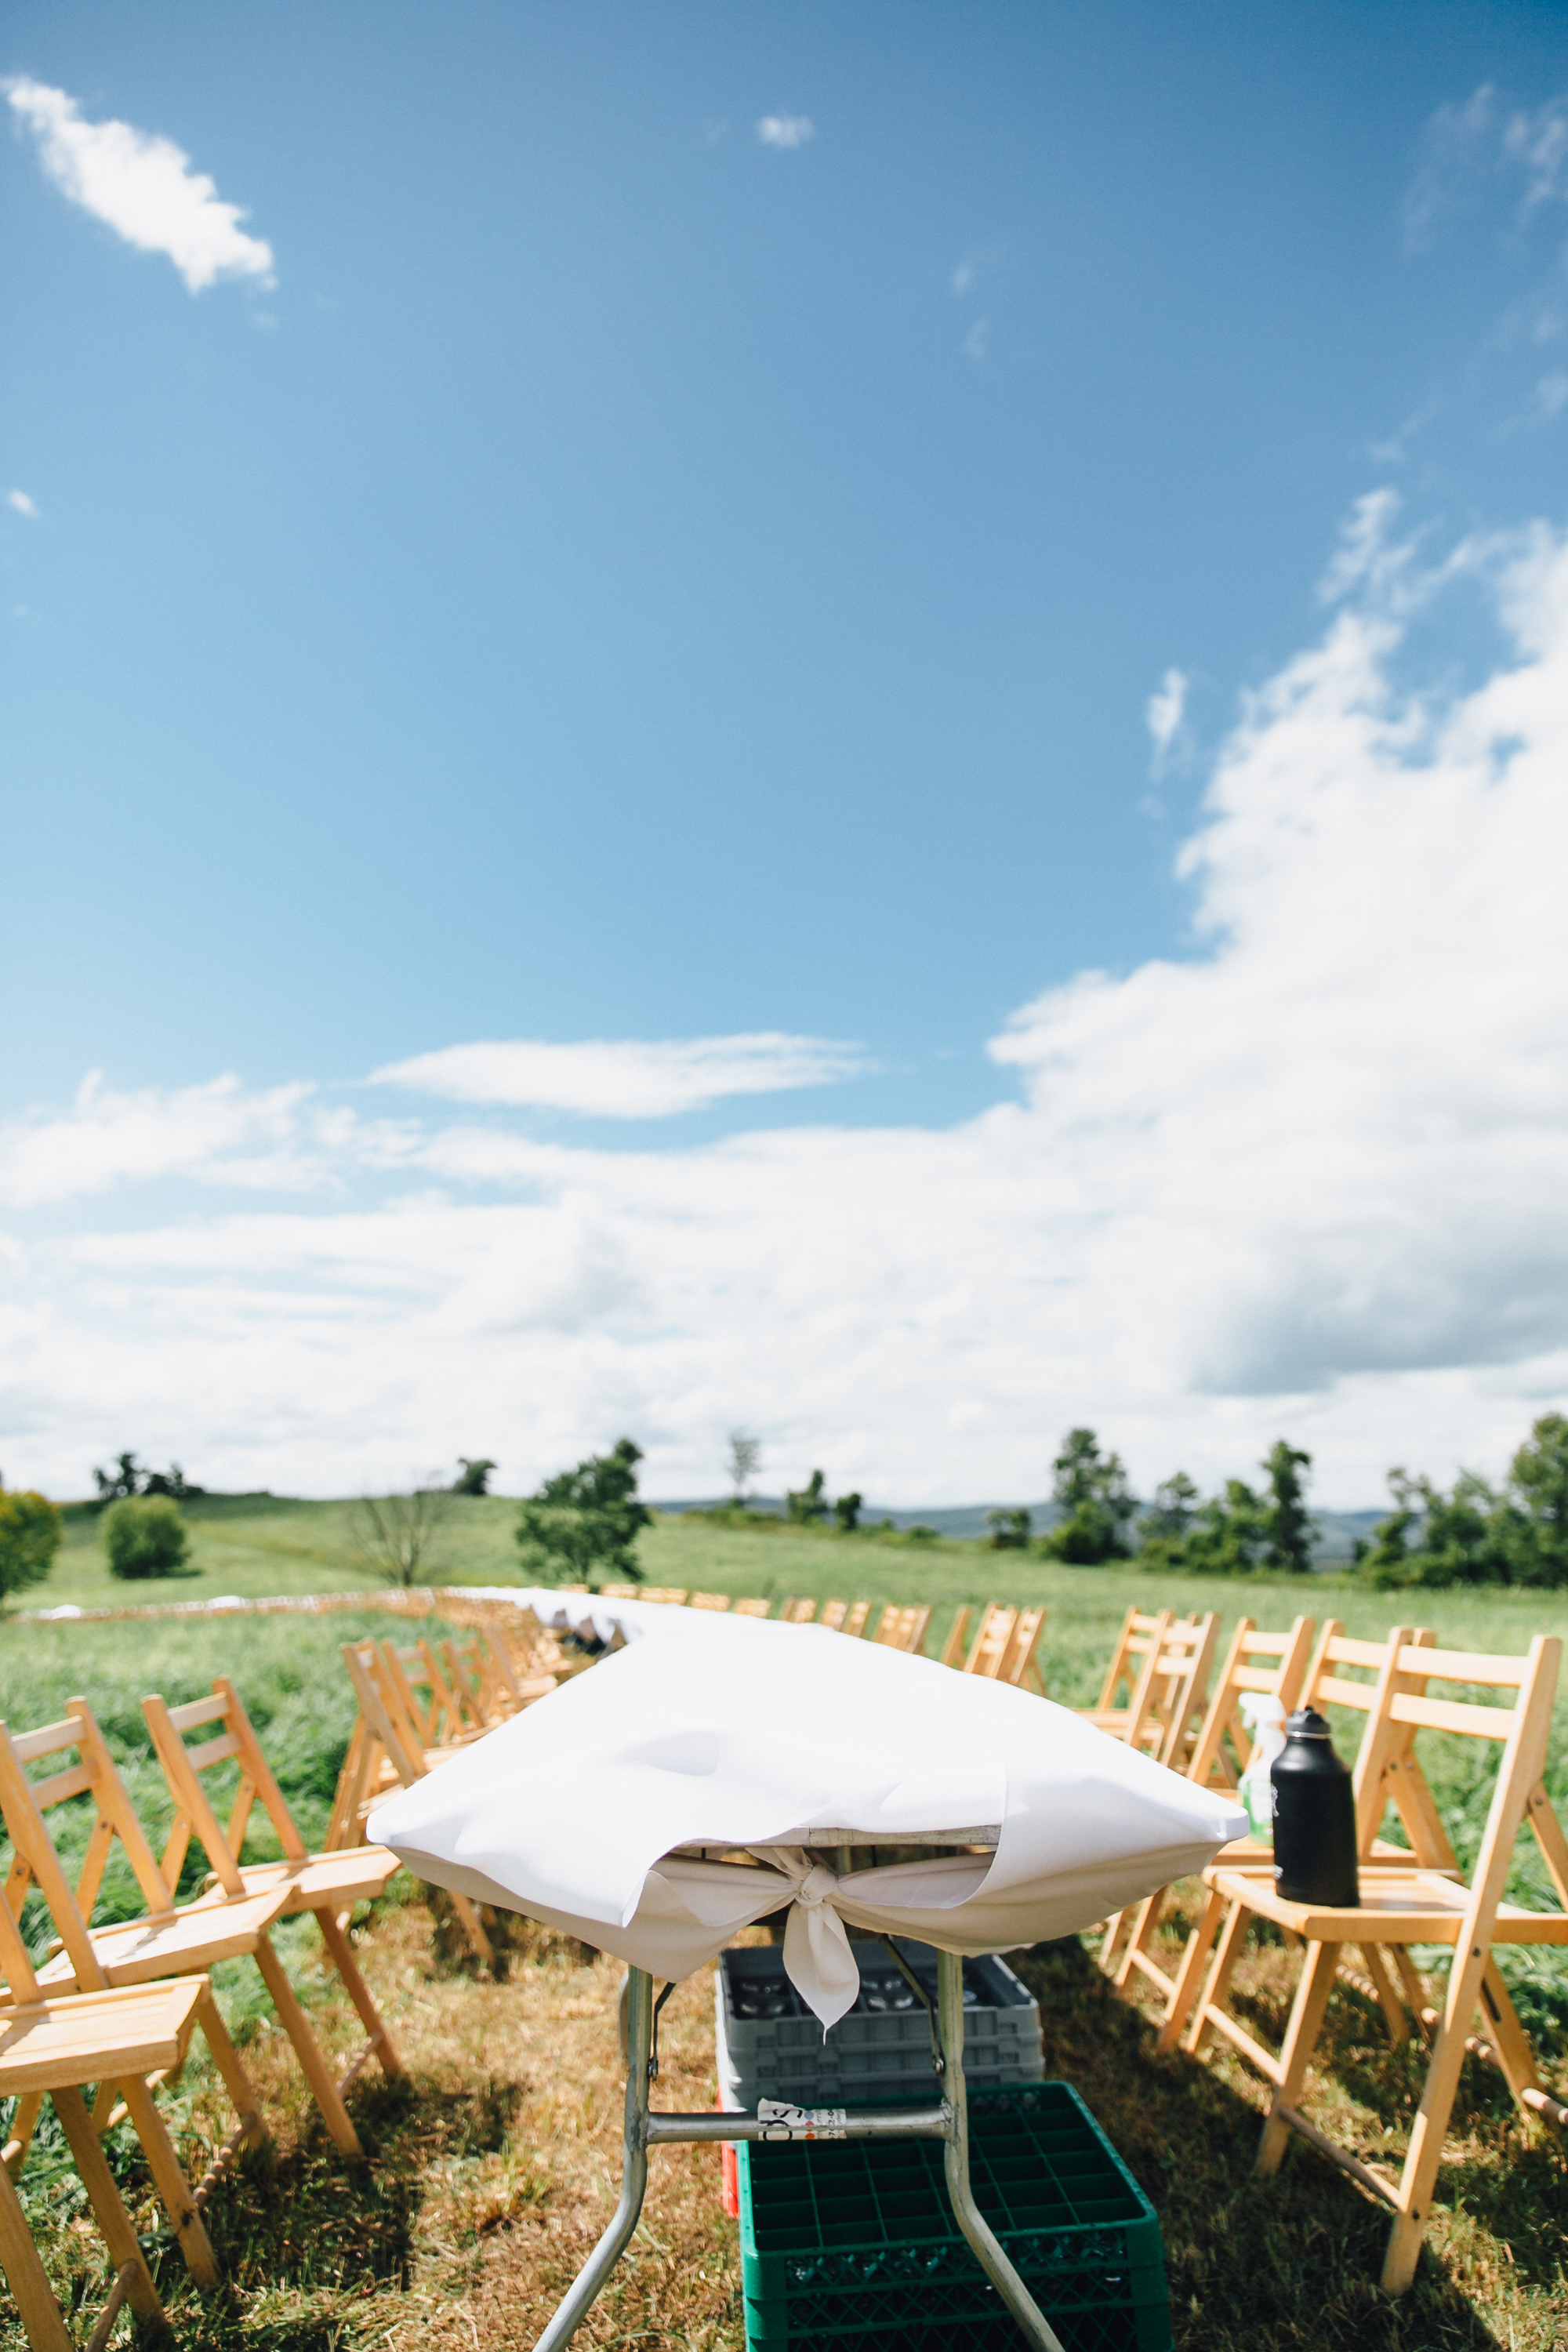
(1145, 667, 1187, 773)
(1503, 93, 1568, 215)
(757, 114, 815, 151)
(963, 318, 989, 363)
(7, 513, 1568, 1507)
(0, 1073, 322, 1207)
(8, 490, 38, 518)
(370, 1033, 866, 1119)
(5, 77, 274, 293)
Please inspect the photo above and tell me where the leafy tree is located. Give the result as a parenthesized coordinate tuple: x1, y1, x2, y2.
(985, 1508, 1033, 1551)
(786, 1470, 829, 1526)
(1144, 1473, 1199, 1546)
(727, 1433, 762, 1504)
(0, 1483, 63, 1602)
(1261, 1440, 1314, 1573)
(1358, 1462, 1513, 1590)
(349, 1483, 457, 1586)
(104, 1495, 191, 1580)
(515, 1438, 652, 1589)
(453, 1458, 496, 1496)
(1182, 1479, 1269, 1574)
(1039, 1429, 1137, 1564)
(1503, 1413, 1568, 1586)
(834, 1490, 863, 1533)
(143, 1463, 202, 1501)
(93, 1451, 143, 1508)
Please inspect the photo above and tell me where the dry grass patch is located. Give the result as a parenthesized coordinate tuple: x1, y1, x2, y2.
(5, 1894, 1567, 2352)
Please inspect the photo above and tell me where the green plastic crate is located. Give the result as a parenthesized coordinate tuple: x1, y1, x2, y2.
(737, 2082, 1172, 2352)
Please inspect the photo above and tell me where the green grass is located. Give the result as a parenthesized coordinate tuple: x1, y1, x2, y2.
(2, 1506, 1567, 2346)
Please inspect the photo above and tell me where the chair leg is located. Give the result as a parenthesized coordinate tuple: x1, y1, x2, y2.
(1185, 1896, 1250, 2055)
(1097, 1909, 1127, 1975)
(0, 2141, 74, 2352)
(115, 2074, 220, 2286)
(1158, 1886, 1225, 2054)
(1474, 1962, 1548, 2125)
(1258, 1940, 1341, 2174)
(1113, 1891, 1163, 1989)
(252, 1933, 364, 2159)
(194, 1987, 270, 2150)
(49, 2088, 164, 2325)
(315, 1908, 404, 2080)
(1382, 1935, 1502, 2297)
(1359, 1944, 1407, 2045)
(449, 1891, 495, 1966)
(2, 2093, 44, 2178)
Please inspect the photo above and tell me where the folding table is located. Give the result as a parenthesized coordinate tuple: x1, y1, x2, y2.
(535, 1825, 1066, 2352)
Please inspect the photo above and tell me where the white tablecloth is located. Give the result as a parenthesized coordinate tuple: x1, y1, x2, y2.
(372, 1621, 1243, 2026)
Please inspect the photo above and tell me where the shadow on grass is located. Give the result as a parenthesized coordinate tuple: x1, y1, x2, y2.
(133, 2070, 524, 2352)
(1013, 1940, 1519, 2352)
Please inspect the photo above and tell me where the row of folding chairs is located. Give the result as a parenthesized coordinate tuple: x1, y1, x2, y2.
(329, 1613, 564, 1965)
(1091, 1612, 1568, 2295)
(596, 1586, 1051, 1692)
(0, 1675, 409, 2350)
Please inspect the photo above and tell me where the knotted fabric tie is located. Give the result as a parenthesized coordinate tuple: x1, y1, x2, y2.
(763, 1849, 864, 2032)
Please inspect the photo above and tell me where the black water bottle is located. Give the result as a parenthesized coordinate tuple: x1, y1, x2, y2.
(1270, 1708, 1359, 1907)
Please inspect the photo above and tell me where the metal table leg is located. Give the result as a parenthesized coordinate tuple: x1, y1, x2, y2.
(936, 1947, 1066, 2352)
(533, 1969, 654, 2352)
(532, 1958, 1066, 2352)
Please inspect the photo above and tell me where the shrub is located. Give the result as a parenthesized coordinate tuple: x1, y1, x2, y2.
(103, 1495, 191, 1580)
(985, 1508, 1033, 1551)
(0, 1487, 64, 1602)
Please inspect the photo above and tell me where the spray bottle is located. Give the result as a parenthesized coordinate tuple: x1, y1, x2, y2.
(1236, 1693, 1287, 1839)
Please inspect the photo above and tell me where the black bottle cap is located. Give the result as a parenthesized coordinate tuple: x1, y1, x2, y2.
(1285, 1707, 1332, 1739)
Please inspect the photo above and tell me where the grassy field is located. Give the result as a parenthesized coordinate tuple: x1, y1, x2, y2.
(1, 1503, 1565, 2347)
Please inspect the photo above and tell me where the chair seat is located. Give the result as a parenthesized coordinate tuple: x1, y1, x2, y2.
(36, 1888, 290, 1991)
(1205, 1863, 1568, 1945)
(0, 1979, 205, 2093)
(235, 1846, 401, 1914)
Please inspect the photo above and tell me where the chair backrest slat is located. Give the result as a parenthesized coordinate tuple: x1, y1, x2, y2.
(1183, 1616, 1315, 1792)
(819, 1600, 849, 1632)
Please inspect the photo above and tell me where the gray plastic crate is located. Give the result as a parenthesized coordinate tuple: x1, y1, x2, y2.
(717, 1939, 1043, 2110)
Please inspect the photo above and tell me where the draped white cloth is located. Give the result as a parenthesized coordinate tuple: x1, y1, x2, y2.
(371, 1622, 1245, 2027)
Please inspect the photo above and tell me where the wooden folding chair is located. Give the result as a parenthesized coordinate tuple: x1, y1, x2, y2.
(870, 1605, 931, 1655)
(938, 1606, 971, 1667)
(1167, 1622, 1434, 2050)
(731, 1597, 772, 1620)
(779, 1598, 817, 1624)
(0, 1730, 272, 2303)
(1104, 1615, 1314, 2001)
(818, 1599, 849, 1632)
(1075, 1607, 1174, 1738)
(840, 1600, 872, 1636)
(0, 1699, 365, 2164)
(998, 1606, 1048, 1695)
(0, 1894, 225, 2350)
(464, 1622, 559, 1719)
(688, 1592, 732, 1613)
(963, 1604, 1018, 1679)
(334, 1642, 495, 1964)
(1187, 1635, 1566, 2293)
(143, 1678, 405, 2100)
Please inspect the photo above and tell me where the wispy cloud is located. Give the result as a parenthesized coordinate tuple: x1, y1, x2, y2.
(756, 114, 814, 151)
(963, 318, 989, 363)
(371, 1034, 866, 1119)
(1503, 93, 1568, 215)
(0, 1073, 321, 1207)
(7, 490, 38, 519)
(4, 77, 274, 292)
(1145, 669, 1187, 775)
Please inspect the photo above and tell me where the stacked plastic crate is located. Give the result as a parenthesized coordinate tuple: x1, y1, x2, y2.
(715, 1944, 1172, 2351)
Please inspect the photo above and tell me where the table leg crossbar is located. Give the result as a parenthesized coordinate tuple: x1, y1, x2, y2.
(532, 1952, 1066, 2352)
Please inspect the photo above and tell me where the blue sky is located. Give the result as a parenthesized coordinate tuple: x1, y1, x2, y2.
(5, 2, 1568, 1504)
